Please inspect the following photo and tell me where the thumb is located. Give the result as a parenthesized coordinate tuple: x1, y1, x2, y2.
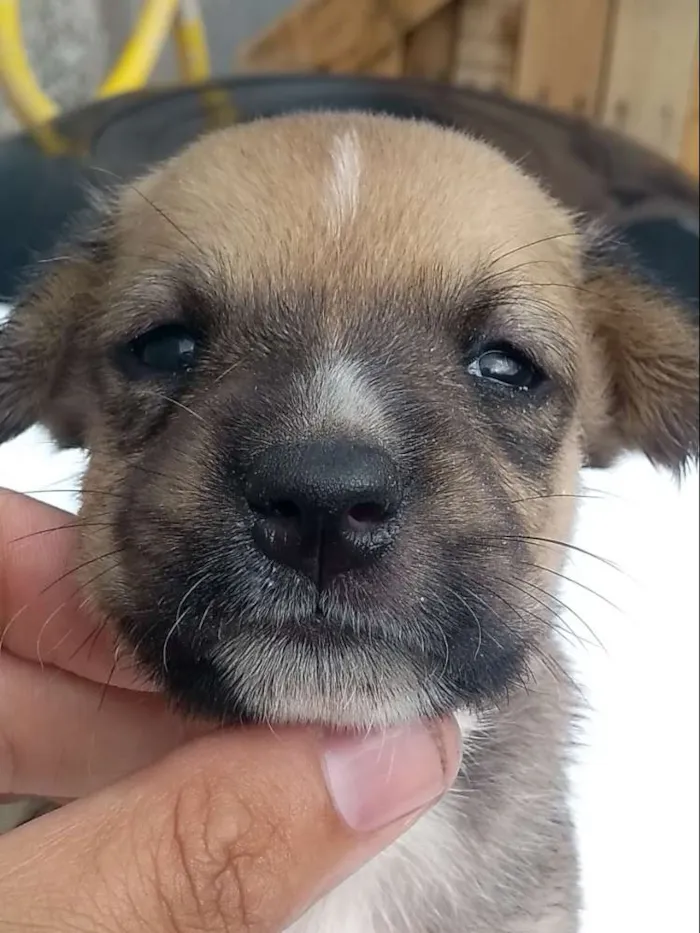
(0, 718, 461, 933)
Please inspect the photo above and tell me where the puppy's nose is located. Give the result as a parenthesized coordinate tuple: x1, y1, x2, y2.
(244, 440, 402, 584)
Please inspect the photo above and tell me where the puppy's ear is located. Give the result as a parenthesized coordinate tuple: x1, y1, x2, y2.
(0, 220, 109, 448)
(581, 265, 699, 474)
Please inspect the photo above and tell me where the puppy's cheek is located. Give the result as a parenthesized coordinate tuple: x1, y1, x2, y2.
(550, 437, 582, 526)
(72, 505, 122, 608)
(71, 459, 152, 649)
(528, 434, 583, 576)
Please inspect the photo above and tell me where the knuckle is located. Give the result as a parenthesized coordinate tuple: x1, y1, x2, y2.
(151, 766, 292, 933)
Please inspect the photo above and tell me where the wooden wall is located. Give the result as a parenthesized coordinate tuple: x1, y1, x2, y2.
(239, 0, 699, 179)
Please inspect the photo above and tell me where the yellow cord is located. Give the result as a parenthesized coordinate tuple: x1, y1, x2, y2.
(174, 0, 211, 83)
(0, 0, 211, 135)
(97, 0, 180, 99)
(0, 0, 59, 126)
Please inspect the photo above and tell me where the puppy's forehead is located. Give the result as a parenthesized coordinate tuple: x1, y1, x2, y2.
(116, 113, 578, 287)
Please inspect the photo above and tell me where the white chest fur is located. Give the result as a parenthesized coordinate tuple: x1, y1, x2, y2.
(289, 712, 478, 933)
(288, 795, 464, 933)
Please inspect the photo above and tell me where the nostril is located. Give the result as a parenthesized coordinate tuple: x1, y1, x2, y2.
(346, 501, 392, 533)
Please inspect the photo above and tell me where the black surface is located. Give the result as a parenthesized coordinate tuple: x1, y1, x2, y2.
(0, 74, 698, 310)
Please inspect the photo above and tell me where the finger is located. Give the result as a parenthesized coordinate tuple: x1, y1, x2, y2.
(0, 651, 210, 798)
(0, 717, 462, 933)
(0, 489, 152, 690)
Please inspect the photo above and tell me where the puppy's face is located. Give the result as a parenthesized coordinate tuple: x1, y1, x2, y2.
(1, 115, 697, 728)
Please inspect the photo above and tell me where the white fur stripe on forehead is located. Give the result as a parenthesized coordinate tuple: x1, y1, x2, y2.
(325, 131, 362, 234)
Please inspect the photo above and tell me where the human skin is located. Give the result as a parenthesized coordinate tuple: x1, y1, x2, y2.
(0, 490, 460, 933)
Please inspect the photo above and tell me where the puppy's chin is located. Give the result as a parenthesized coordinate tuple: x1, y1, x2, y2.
(117, 612, 527, 730)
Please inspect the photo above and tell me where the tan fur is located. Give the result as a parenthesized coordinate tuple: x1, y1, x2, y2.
(0, 113, 697, 932)
(580, 268, 699, 470)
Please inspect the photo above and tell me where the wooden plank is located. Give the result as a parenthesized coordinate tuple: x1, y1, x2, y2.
(362, 43, 406, 77)
(679, 44, 699, 177)
(238, 0, 452, 73)
(599, 0, 699, 161)
(513, 0, 612, 116)
(453, 0, 523, 93)
(404, 4, 460, 82)
(236, 20, 305, 72)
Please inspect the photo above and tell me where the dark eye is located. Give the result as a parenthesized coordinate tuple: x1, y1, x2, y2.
(466, 343, 546, 391)
(120, 324, 199, 378)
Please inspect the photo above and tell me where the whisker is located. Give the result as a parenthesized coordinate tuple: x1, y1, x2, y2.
(125, 614, 166, 674)
(474, 534, 622, 573)
(35, 254, 73, 264)
(7, 521, 114, 546)
(130, 462, 183, 484)
(473, 257, 568, 297)
(17, 487, 128, 500)
(158, 394, 206, 423)
(72, 596, 139, 680)
(65, 613, 112, 671)
(443, 580, 535, 686)
(36, 561, 120, 669)
(484, 231, 581, 269)
(98, 655, 121, 711)
(159, 570, 216, 675)
(437, 491, 615, 510)
(468, 578, 581, 695)
(492, 574, 597, 652)
(0, 547, 126, 658)
(515, 559, 622, 615)
(432, 584, 489, 659)
(175, 574, 213, 623)
(162, 608, 191, 676)
(506, 572, 605, 651)
(510, 492, 613, 506)
(214, 358, 242, 385)
(88, 168, 207, 261)
(196, 599, 216, 637)
(35, 249, 190, 272)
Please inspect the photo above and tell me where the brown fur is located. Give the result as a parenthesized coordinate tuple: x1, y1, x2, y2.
(0, 113, 697, 932)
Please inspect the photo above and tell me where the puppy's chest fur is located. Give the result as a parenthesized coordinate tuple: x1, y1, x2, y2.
(290, 702, 579, 933)
(290, 798, 464, 933)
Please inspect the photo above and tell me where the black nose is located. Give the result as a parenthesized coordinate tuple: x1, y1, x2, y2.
(244, 440, 403, 584)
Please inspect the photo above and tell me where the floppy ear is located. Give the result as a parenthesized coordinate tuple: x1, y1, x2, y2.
(0, 220, 109, 448)
(581, 265, 699, 474)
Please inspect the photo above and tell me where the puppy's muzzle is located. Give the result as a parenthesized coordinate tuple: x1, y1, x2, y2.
(245, 439, 403, 585)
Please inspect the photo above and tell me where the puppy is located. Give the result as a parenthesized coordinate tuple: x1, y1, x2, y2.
(0, 113, 697, 932)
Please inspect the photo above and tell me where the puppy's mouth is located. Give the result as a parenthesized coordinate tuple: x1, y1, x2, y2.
(136, 616, 437, 729)
(114, 569, 528, 731)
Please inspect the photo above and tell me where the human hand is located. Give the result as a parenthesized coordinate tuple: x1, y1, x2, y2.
(0, 490, 461, 931)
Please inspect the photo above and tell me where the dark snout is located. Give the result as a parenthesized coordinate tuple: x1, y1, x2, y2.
(244, 439, 403, 584)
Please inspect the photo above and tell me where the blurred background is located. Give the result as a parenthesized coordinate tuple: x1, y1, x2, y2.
(1, 0, 697, 179)
(0, 0, 289, 135)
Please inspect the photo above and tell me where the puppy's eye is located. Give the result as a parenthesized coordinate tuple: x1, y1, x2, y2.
(466, 344, 546, 391)
(122, 324, 198, 378)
